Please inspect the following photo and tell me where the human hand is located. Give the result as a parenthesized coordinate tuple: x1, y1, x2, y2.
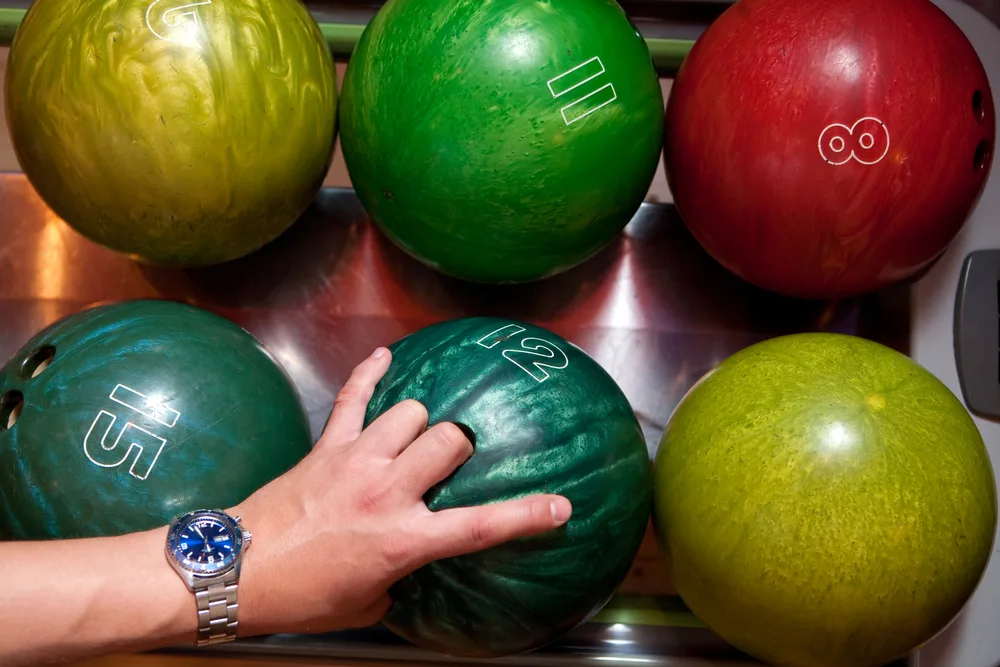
(231, 347, 573, 636)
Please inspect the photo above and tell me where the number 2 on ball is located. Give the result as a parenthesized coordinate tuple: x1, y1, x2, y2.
(476, 324, 569, 383)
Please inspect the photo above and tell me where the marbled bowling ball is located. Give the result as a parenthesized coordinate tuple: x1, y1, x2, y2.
(365, 317, 652, 657)
(6, 0, 337, 266)
(0, 300, 311, 539)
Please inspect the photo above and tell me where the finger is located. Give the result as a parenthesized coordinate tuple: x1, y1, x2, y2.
(319, 347, 392, 448)
(392, 422, 473, 497)
(417, 495, 572, 565)
(358, 398, 429, 459)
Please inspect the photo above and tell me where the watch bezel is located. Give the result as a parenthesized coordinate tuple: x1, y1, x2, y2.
(166, 509, 244, 576)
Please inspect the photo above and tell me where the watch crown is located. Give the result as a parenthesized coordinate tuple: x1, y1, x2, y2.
(234, 515, 242, 524)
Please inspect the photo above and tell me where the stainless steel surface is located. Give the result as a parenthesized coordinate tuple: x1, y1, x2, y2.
(187, 622, 760, 666)
(196, 582, 240, 646)
(0, 171, 910, 664)
(0, 173, 910, 448)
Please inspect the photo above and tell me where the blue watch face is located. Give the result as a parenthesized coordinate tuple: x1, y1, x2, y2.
(168, 512, 242, 574)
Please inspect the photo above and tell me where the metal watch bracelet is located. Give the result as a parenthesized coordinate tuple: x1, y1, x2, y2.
(195, 581, 239, 646)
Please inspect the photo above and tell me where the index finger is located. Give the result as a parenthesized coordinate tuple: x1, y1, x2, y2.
(318, 347, 392, 449)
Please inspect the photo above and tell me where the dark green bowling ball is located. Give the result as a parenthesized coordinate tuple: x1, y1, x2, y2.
(5, 0, 337, 267)
(365, 317, 652, 657)
(340, 0, 664, 283)
(0, 300, 311, 540)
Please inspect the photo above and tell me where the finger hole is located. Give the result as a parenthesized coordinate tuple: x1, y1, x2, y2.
(422, 423, 476, 507)
(1, 391, 24, 431)
(20, 345, 55, 379)
(974, 140, 991, 172)
(454, 422, 477, 452)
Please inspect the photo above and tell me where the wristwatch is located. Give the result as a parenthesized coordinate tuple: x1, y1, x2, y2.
(165, 509, 252, 646)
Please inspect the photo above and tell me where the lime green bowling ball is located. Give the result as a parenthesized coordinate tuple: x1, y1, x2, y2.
(5, 0, 337, 267)
(340, 0, 663, 283)
(653, 334, 997, 667)
(0, 300, 311, 540)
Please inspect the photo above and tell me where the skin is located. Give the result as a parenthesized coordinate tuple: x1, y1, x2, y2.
(0, 348, 572, 667)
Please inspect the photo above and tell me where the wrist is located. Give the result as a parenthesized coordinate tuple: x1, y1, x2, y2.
(223, 500, 275, 637)
(98, 527, 198, 650)
(0, 525, 197, 667)
(164, 508, 254, 646)
(145, 527, 201, 645)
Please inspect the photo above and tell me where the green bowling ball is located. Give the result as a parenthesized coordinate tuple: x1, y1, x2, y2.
(5, 0, 337, 267)
(653, 333, 997, 667)
(365, 317, 652, 657)
(0, 300, 311, 540)
(340, 0, 663, 283)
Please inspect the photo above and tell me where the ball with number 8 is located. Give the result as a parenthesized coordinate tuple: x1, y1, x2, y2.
(663, 0, 994, 299)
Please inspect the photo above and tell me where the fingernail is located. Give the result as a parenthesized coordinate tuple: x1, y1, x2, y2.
(550, 498, 571, 525)
(372, 347, 388, 358)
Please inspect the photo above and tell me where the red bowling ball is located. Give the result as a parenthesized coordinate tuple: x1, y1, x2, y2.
(664, 0, 995, 300)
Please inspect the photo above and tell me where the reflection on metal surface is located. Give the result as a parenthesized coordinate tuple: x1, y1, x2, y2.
(168, 621, 765, 666)
(0, 175, 910, 446)
(0, 172, 911, 664)
(34, 209, 70, 300)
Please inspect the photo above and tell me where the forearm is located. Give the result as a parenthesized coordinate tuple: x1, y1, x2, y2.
(0, 527, 195, 666)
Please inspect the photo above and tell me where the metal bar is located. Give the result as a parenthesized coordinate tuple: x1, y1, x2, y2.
(0, 7, 20, 44)
(647, 37, 693, 71)
(0, 8, 691, 71)
(318, 21, 366, 56)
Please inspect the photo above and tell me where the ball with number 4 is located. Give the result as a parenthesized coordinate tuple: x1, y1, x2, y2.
(339, 0, 664, 283)
(664, 0, 994, 299)
(363, 317, 652, 658)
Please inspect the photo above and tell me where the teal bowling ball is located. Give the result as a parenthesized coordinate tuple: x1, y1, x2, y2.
(0, 300, 312, 540)
(365, 317, 652, 657)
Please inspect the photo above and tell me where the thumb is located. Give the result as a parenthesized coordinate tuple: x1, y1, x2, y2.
(415, 495, 572, 565)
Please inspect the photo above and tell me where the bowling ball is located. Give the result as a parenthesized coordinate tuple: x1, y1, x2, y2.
(653, 334, 997, 667)
(340, 0, 663, 283)
(5, 0, 337, 267)
(364, 317, 651, 657)
(0, 300, 311, 540)
(664, 0, 995, 299)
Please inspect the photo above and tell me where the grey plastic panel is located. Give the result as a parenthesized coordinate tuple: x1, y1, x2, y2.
(954, 250, 1000, 420)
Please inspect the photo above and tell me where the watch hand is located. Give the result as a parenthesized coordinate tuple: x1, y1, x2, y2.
(193, 525, 205, 540)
